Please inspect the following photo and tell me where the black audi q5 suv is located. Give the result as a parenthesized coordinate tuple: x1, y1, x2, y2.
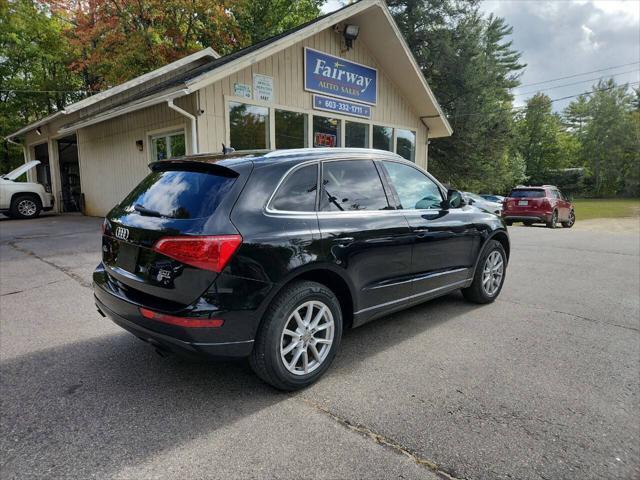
(94, 148, 509, 390)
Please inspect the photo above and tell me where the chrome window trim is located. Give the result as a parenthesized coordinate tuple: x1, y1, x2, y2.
(265, 153, 409, 216)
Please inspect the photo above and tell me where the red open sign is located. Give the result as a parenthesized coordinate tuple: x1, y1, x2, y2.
(314, 132, 336, 147)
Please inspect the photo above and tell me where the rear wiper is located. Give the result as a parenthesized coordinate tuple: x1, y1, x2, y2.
(133, 204, 163, 217)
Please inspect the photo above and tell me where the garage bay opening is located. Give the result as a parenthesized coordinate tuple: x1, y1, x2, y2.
(57, 135, 81, 213)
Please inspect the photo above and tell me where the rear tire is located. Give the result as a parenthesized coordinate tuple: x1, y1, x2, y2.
(250, 281, 342, 391)
(546, 210, 558, 229)
(562, 210, 575, 228)
(10, 194, 41, 219)
(505, 220, 513, 226)
(523, 220, 534, 226)
(462, 240, 507, 304)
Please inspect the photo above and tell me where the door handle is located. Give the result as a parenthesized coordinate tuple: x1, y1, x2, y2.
(332, 236, 355, 246)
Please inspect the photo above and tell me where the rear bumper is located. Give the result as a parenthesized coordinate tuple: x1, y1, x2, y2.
(95, 296, 254, 357)
(93, 266, 256, 358)
(503, 212, 552, 223)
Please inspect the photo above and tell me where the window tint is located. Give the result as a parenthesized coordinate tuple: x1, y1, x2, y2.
(373, 125, 393, 151)
(396, 129, 416, 162)
(120, 170, 235, 219)
(270, 164, 318, 212)
(313, 116, 340, 147)
(383, 161, 442, 210)
(276, 110, 308, 149)
(229, 102, 269, 149)
(321, 160, 389, 211)
(509, 189, 545, 198)
(345, 121, 369, 148)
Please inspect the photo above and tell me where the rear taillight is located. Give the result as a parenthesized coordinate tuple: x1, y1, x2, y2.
(152, 234, 242, 272)
(139, 307, 224, 328)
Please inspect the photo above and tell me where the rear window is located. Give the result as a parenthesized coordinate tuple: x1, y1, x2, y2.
(120, 170, 236, 219)
(509, 189, 545, 198)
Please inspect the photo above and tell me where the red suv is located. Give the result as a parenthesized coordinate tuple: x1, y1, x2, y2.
(502, 186, 575, 228)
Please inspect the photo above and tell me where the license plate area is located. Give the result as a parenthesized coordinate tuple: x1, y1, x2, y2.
(518, 200, 529, 206)
(116, 242, 139, 272)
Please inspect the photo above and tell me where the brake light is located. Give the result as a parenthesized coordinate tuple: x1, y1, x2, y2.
(153, 235, 242, 272)
(139, 307, 224, 328)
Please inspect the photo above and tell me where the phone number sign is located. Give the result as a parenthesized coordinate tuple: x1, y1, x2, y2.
(313, 95, 371, 119)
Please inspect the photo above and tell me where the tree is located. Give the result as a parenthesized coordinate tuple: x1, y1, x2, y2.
(1, 0, 83, 172)
(388, 0, 525, 193)
(580, 80, 638, 196)
(516, 93, 567, 184)
(46, 0, 323, 91)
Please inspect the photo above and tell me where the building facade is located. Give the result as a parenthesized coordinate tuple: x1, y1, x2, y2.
(9, 0, 451, 217)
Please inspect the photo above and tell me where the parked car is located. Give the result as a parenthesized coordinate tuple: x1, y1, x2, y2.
(480, 194, 505, 203)
(94, 148, 510, 390)
(462, 191, 502, 214)
(502, 185, 575, 228)
(0, 160, 54, 219)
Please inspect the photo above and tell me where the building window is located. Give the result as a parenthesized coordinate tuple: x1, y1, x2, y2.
(345, 121, 369, 148)
(373, 125, 393, 151)
(313, 116, 341, 147)
(151, 130, 186, 161)
(275, 110, 308, 149)
(229, 101, 269, 150)
(396, 129, 416, 162)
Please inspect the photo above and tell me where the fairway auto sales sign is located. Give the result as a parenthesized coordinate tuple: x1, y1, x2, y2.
(304, 48, 377, 105)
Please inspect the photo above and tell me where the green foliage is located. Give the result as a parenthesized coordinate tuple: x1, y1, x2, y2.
(388, 0, 525, 193)
(1, 0, 83, 173)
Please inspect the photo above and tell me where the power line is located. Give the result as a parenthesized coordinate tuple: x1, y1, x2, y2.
(454, 80, 640, 118)
(515, 61, 640, 88)
(514, 69, 640, 96)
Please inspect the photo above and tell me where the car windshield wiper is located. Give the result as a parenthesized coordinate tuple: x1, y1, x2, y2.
(133, 204, 164, 217)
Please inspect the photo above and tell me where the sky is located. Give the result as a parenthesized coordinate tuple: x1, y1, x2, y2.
(322, 0, 640, 111)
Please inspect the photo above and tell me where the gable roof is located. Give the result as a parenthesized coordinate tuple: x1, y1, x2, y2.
(8, 0, 452, 140)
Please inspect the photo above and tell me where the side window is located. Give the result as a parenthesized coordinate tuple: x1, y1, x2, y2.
(382, 161, 443, 210)
(320, 160, 389, 212)
(270, 164, 318, 212)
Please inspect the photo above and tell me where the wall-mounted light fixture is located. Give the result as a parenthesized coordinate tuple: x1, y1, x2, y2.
(343, 24, 360, 50)
(136, 140, 144, 151)
(35, 127, 42, 136)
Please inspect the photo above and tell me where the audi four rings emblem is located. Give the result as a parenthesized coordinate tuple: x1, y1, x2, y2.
(115, 227, 129, 241)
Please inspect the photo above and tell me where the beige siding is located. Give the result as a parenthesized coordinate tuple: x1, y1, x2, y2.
(197, 27, 428, 167)
(77, 95, 196, 216)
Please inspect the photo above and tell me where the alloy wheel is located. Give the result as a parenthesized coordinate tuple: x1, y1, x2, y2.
(280, 300, 335, 376)
(17, 199, 37, 217)
(482, 250, 504, 297)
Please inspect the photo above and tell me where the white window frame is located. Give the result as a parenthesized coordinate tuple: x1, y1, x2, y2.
(148, 126, 187, 162)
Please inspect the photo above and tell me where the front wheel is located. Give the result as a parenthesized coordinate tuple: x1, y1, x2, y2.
(250, 281, 342, 391)
(462, 240, 507, 304)
(562, 210, 575, 228)
(10, 194, 42, 219)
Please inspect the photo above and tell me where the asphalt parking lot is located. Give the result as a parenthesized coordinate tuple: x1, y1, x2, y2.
(1, 214, 638, 479)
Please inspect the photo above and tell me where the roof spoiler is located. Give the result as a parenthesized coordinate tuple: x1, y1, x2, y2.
(149, 160, 239, 178)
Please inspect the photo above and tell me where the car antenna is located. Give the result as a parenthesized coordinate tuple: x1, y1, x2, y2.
(222, 143, 235, 155)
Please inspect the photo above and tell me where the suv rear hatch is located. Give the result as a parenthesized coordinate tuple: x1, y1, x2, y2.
(101, 159, 251, 309)
(504, 188, 548, 211)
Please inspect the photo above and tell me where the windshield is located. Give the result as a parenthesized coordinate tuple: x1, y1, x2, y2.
(119, 170, 236, 219)
(509, 189, 545, 198)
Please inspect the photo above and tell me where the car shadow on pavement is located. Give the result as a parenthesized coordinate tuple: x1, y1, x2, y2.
(0, 293, 476, 478)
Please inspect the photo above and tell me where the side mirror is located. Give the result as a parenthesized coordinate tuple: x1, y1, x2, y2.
(443, 189, 464, 209)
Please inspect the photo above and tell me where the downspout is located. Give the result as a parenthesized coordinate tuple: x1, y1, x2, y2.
(167, 99, 198, 154)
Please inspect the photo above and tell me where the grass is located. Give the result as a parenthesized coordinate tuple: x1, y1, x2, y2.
(573, 198, 640, 220)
